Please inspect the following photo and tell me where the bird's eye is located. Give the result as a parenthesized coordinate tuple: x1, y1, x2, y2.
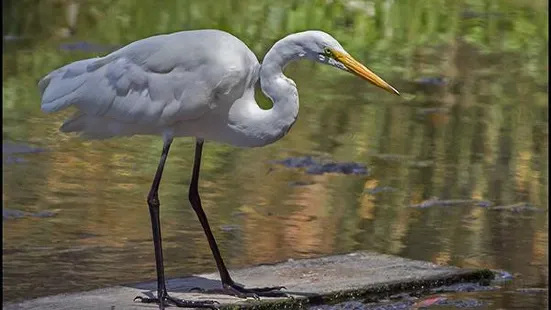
(323, 48, 332, 57)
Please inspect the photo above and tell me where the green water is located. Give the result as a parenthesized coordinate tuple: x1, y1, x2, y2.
(2, 0, 548, 309)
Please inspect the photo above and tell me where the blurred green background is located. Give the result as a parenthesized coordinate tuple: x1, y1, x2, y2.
(3, 0, 548, 309)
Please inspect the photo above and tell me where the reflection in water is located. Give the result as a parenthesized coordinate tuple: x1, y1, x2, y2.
(2, 1, 548, 309)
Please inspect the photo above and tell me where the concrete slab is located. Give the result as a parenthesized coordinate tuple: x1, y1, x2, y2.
(4, 251, 494, 310)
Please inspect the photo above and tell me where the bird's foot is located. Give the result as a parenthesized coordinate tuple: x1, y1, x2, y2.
(194, 283, 289, 299)
(134, 294, 219, 309)
(223, 282, 290, 299)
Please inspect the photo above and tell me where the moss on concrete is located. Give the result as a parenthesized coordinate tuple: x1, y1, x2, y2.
(221, 269, 495, 310)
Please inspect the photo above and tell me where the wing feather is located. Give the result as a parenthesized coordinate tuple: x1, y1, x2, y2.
(39, 37, 221, 127)
(39, 30, 260, 134)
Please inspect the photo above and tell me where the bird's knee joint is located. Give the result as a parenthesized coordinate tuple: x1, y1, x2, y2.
(147, 195, 160, 208)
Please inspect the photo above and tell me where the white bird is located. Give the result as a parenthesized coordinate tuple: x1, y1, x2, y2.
(39, 29, 399, 309)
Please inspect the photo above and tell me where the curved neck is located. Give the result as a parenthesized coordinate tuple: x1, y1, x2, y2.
(256, 36, 303, 143)
(223, 35, 304, 147)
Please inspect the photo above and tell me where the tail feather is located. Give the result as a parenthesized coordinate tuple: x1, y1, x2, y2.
(39, 58, 100, 113)
(60, 111, 87, 133)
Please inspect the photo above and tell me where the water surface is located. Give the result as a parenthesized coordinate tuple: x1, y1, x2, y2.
(3, 1, 548, 309)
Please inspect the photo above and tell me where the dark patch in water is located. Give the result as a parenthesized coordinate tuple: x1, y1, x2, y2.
(59, 41, 120, 53)
(491, 270, 514, 283)
(231, 211, 246, 218)
(369, 154, 435, 168)
(411, 199, 544, 212)
(430, 282, 499, 293)
(289, 180, 315, 187)
(4, 35, 23, 41)
(312, 301, 372, 309)
(3, 142, 46, 154)
(496, 270, 514, 280)
(3, 209, 26, 219)
(365, 186, 397, 195)
(416, 107, 450, 116)
(219, 224, 240, 233)
(75, 232, 100, 239)
(405, 76, 458, 95)
(275, 156, 368, 176)
(415, 76, 448, 87)
(3, 208, 58, 220)
(515, 287, 548, 295)
(388, 293, 413, 300)
(426, 297, 486, 308)
(3, 156, 27, 164)
(408, 160, 434, 168)
(410, 197, 493, 208)
(313, 296, 487, 310)
(461, 10, 505, 19)
(370, 154, 410, 162)
(276, 156, 318, 168)
(306, 162, 368, 175)
(489, 202, 543, 213)
(3, 142, 47, 164)
(32, 210, 57, 218)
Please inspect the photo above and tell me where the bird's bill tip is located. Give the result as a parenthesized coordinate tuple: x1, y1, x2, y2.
(332, 50, 400, 96)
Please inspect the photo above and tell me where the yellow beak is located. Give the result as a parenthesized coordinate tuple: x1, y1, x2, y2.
(332, 50, 400, 96)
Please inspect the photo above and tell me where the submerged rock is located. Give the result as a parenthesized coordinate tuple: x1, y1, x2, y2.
(274, 156, 369, 176)
(276, 156, 319, 168)
(306, 162, 368, 175)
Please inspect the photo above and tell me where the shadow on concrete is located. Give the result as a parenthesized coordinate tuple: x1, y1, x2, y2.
(125, 275, 318, 300)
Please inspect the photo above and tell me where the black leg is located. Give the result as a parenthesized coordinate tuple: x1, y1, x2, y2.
(188, 139, 287, 299)
(134, 137, 219, 309)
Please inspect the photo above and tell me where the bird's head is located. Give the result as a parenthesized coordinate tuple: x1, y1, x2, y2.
(293, 30, 400, 96)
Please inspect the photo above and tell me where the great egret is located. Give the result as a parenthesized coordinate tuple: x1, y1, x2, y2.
(39, 29, 399, 309)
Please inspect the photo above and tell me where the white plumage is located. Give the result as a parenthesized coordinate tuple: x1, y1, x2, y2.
(40, 30, 261, 144)
(39, 29, 398, 309)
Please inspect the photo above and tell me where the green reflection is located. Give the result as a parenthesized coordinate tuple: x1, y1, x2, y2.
(2, 0, 548, 308)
